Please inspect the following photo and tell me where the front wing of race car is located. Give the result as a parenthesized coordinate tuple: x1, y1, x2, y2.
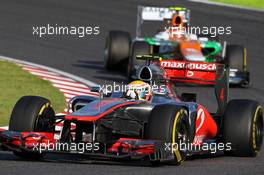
(0, 130, 175, 162)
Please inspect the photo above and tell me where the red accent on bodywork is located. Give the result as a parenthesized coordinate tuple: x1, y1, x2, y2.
(160, 60, 219, 85)
(65, 101, 138, 122)
(2, 132, 55, 148)
(220, 88, 225, 101)
(193, 105, 217, 144)
(108, 138, 155, 155)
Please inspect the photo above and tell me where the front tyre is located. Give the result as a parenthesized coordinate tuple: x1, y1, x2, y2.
(146, 105, 191, 165)
(9, 96, 56, 159)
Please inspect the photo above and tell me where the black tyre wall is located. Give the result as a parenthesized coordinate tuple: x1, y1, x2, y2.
(9, 96, 55, 132)
(223, 99, 263, 157)
(127, 41, 150, 79)
(146, 104, 191, 164)
(104, 31, 131, 70)
(226, 45, 245, 71)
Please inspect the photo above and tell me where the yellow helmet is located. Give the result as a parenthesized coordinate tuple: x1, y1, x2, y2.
(126, 80, 152, 101)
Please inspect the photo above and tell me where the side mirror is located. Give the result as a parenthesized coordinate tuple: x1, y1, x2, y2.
(181, 93, 197, 102)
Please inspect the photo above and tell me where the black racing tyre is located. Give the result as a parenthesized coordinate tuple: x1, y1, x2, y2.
(127, 41, 150, 81)
(223, 99, 263, 157)
(9, 96, 55, 159)
(104, 30, 131, 70)
(226, 45, 246, 71)
(146, 105, 191, 165)
(9, 96, 55, 132)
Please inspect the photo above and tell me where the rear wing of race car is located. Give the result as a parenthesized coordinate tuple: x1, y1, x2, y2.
(136, 6, 191, 38)
(162, 60, 229, 114)
(136, 55, 229, 115)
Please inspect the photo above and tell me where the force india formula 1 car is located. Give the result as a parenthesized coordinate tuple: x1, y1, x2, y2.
(104, 6, 250, 87)
(0, 58, 263, 165)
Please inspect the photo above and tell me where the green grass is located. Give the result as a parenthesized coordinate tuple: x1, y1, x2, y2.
(0, 61, 66, 126)
(210, 0, 264, 9)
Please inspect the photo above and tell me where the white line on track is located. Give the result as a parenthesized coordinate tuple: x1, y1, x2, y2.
(0, 126, 8, 130)
(53, 84, 91, 92)
(42, 78, 89, 88)
(59, 89, 97, 96)
(22, 67, 59, 76)
(29, 72, 76, 82)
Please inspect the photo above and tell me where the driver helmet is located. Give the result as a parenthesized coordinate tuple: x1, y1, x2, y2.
(125, 80, 152, 101)
(165, 14, 186, 40)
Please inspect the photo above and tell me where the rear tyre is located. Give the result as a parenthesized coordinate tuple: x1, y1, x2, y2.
(226, 44, 245, 72)
(146, 105, 191, 165)
(127, 41, 150, 82)
(9, 96, 55, 159)
(223, 99, 263, 157)
(104, 31, 131, 70)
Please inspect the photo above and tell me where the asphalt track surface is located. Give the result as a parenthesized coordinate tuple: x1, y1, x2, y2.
(0, 0, 264, 174)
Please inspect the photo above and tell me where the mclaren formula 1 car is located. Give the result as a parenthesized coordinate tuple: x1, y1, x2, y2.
(0, 59, 262, 165)
(104, 6, 250, 87)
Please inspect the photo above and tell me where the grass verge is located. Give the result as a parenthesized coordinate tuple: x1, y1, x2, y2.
(209, 0, 264, 9)
(0, 60, 66, 126)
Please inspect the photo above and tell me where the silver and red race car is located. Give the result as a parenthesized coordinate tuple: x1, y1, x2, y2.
(0, 59, 262, 165)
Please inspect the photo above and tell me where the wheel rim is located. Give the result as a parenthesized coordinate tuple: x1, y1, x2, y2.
(255, 108, 263, 151)
(172, 110, 188, 163)
(176, 118, 188, 155)
(35, 104, 54, 132)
